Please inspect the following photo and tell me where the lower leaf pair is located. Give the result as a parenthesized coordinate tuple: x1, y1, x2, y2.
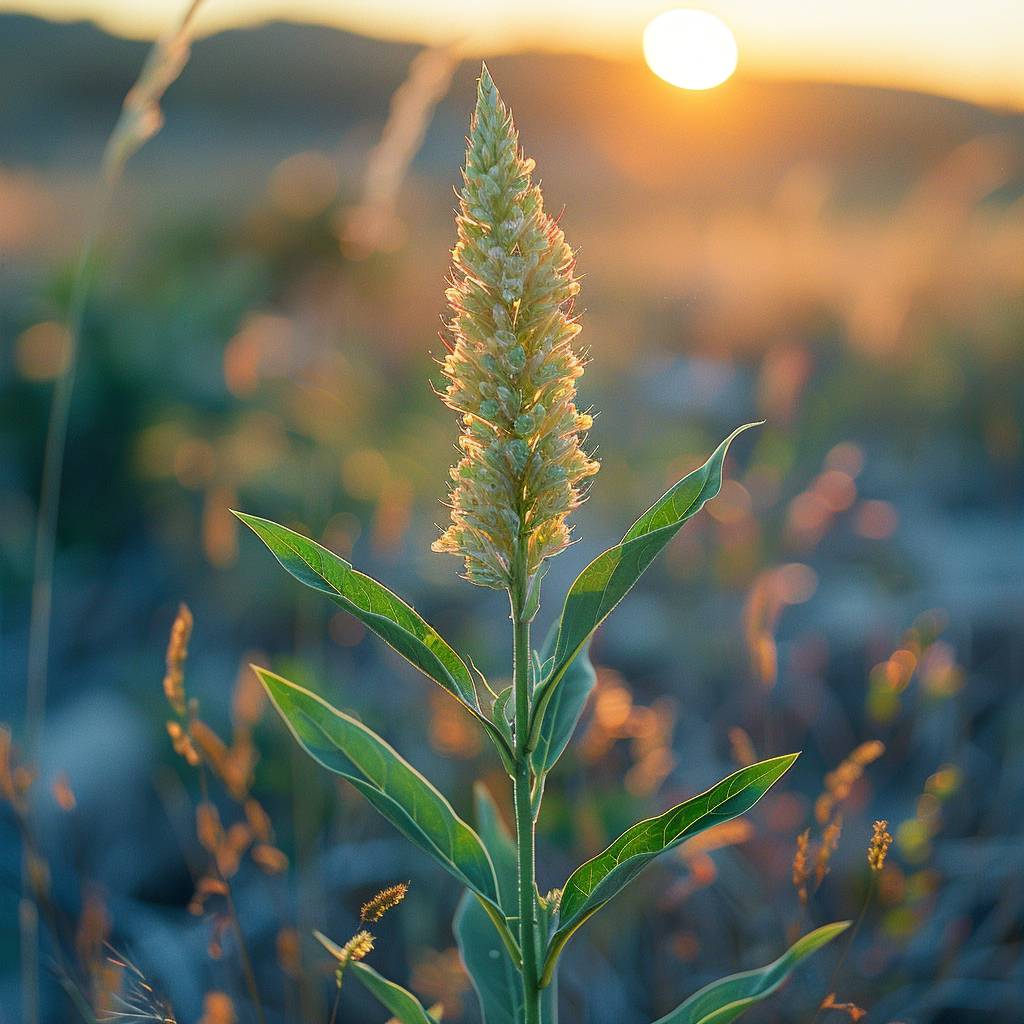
(256, 669, 846, 1023)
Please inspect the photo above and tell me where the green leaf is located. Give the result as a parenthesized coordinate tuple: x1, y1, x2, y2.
(473, 783, 517, 911)
(530, 626, 596, 775)
(491, 686, 514, 745)
(235, 513, 515, 767)
(455, 787, 520, 1024)
(650, 921, 850, 1024)
(256, 667, 499, 907)
(234, 512, 477, 707)
(542, 753, 796, 983)
(455, 891, 520, 1024)
(455, 786, 556, 1024)
(456, 892, 557, 1024)
(528, 424, 758, 751)
(349, 962, 442, 1024)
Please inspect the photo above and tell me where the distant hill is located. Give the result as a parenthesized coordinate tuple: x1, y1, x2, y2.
(2, 13, 1022, 200)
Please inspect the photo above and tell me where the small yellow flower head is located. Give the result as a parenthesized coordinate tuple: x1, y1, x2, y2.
(868, 818, 893, 871)
(360, 882, 409, 923)
(339, 930, 375, 964)
(433, 65, 599, 589)
(315, 928, 376, 989)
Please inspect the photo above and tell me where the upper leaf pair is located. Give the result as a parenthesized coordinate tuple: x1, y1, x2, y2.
(236, 424, 756, 777)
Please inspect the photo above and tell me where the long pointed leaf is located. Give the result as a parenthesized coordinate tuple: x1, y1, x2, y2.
(236, 513, 515, 767)
(455, 891, 520, 1024)
(651, 921, 850, 1024)
(530, 628, 596, 775)
(235, 513, 478, 708)
(528, 424, 758, 751)
(455, 787, 520, 1024)
(256, 667, 499, 907)
(473, 783, 517, 911)
(349, 962, 442, 1024)
(543, 754, 796, 981)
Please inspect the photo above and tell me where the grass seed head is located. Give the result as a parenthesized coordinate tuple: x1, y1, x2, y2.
(360, 882, 410, 923)
(793, 827, 811, 904)
(868, 818, 893, 871)
(815, 816, 843, 887)
(163, 603, 193, 716)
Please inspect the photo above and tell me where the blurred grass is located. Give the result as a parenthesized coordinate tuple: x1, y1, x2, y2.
(1, 15, 1022, 1024)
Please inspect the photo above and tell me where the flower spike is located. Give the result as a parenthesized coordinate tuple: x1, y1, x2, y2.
(433, 64, 599, 589)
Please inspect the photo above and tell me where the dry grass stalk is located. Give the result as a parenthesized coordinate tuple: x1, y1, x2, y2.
(820, 992, 867, 1019)
(341, 44, 461, 258)
(815, 740, 885, 825)
(728, 726, 757, 767)
(103, 0, 205, 182)
(197, 991, 236, 1024)
(163, 603, 193, 715)
(793, 827, 811, 905)
(159, 612, 275, 1023)
(868, 819, 893, 871)
(815, 817, 844, 888)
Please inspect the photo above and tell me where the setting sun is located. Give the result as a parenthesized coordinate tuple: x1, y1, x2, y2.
(643, 8, 738, 90)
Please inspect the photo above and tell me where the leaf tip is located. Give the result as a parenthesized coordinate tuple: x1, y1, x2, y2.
(251, 663, 288, 703)
(231, 508, 265, 534)
(313, 929, 344, 958)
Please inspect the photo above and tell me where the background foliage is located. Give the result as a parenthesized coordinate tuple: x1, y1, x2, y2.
(1, 14, 1022, 1023)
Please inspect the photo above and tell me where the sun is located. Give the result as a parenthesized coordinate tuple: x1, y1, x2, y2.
(643, 8, 738, 91)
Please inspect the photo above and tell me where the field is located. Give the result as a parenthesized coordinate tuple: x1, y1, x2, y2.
(1, 13, 1023, 1024)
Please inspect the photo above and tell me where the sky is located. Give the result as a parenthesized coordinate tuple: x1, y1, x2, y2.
(3, 0, 1023, 111)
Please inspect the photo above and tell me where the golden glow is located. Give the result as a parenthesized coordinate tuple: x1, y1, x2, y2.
(643, 9, 738, 90)
(1, 1, 1022, 111)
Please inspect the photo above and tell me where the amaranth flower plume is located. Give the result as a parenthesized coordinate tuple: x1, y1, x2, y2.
(433, 64, 598, 589)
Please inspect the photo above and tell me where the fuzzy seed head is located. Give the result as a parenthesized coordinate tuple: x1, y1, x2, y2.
(315, 927, 376, 990)
(360, 882, 409, 923)
(340, 930, 374, 964)
(868, 819, 893, 871)
(433, 65, 599, 588)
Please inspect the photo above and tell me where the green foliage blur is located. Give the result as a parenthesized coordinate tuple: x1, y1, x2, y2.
(1, 15, 1022, 1024)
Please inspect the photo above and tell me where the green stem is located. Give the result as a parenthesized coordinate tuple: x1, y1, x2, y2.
(512, 548, 542, 1024)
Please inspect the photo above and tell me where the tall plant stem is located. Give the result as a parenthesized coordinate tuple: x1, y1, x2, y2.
(512, 545, 542, 1024)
